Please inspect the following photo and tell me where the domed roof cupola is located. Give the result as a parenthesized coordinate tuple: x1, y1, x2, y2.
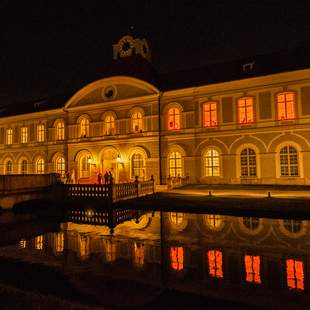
(113, 35, 152, 63)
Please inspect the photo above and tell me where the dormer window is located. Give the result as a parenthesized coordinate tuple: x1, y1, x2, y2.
(277, 92, 295, 120)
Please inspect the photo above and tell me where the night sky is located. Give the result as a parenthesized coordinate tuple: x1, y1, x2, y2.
(0, 0, 310, 105)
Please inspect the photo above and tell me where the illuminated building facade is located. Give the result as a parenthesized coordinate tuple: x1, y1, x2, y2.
(1, 35, 310, 185)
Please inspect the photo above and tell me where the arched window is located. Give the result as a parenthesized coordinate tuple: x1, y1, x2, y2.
(37, 124, 45, 142)
(56, 121, 65, 140)
(240, 148, 256, 177)
(238, 97, 254, 124)
(36, 158, 45, 174)
(80, 156, 90, 178)
(204, 214, 223, 231)
(283, 219, 302, 234)
(170, 246, 184, 271)
(5, 160, 13, 174)
(203, 102, 218, 127)
(243, 217, 260, 231)
(56, 157, 65, 177)
(80, 117, 89, 137)
(131, 153, 145, 179)
(168, 107, 180, 130)
(280, 146, 298, 176)
(20, 159, 28, 174)
(6, 128, 13, 145)
(277, 92, 295, 120)
(132, 112, 143, 133)
(105, 115, 115, 135)
(170, 212, 184, 226)
(169, 151, 182, 177)
(204, 149, 220, 176)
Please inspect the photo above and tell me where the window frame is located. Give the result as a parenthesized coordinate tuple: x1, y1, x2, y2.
(237, 96, 254, 125)
(277, 91, 296, 121)
(56, 120, 65, 141)
(131, 153, 145, 180)
(105, 115, 115, 135)
(167, 107, 181, 130)
(168, 151, 183, 178)
(20, 127, 28, 144)
(6, 128, 13, 145)
(79, 117, 90, 137)
(37, 124, 45, 142)
(131, 111, 143, 133)
(204, 148, 220, 177)
(36, 158, 45, 174)
(240, 148, 257, 177)
(279, 145, 299, 177)
(202, 101, 218, 128)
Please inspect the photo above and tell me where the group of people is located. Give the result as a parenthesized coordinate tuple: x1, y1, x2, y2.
(97, 170, 114, 185)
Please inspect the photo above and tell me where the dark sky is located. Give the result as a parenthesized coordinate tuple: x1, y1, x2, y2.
(1, 0, 310, 105)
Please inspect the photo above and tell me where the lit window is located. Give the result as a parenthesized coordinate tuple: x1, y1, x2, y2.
(170, 212, 184, 226)
(169, 151, 182, 178)
(286, 259, 304, 290)
(168, 107, 180, 130)
(244, 255, 261, 284)
(36, 158, 44, 174)
(203, 102, 217, 127)
(6, 129, 13, 145)
(204, 214, 223, 231)
(238, 97, 254, 124)
(240, 148, 256, 177)
(170, 246, 184, 271)
(132, 153, 145, 179)
(35, 235, 44, 250)
(277, 92, 295, 120)
(56, 157, 65, 177)
(55, 232, 64, 253)
(5, 160, 13, 174)
(204, 149, 220, 176)
(37, 124, 45, 142)
(56, 121, 65, 140)
(280, 146, 298, 176)
(283, 219, 302, 234)
(80, 117, 89, 137)
(105, 239, 116, 262)
(105, 115, 115, 135)
(20, 160, 27, 174)
(243, 217, 260, 231)
(133, 242, 144, 267)
(19, 239, 27, 249)
(80, 156, 90, 178)
(132, 112, 143, 133)
(21, 127, 28, 143)
(208, 250, 223, 279)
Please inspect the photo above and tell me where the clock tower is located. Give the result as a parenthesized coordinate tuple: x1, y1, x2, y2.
(113, 35, 152, 63)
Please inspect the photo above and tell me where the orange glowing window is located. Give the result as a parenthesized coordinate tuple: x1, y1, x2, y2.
(286, 259, 304, 291)
(170, 246, 184, 271)
(244, 255, 261, 284)
(203, 102, 217, 127)
(238, 97, 253, 124)
(56, 121, 65, 140)
(134, 242, 144, 267)
(132, 112, 143, 132)
(168, 108, 180, 130)
(55, 232, 64, 253)
(277, 92, 295, 120)
(105, 239, 116, 262)
(35, 235, 44, 250)
(80, 117, 89, 137)
(207, 250, 223, 278)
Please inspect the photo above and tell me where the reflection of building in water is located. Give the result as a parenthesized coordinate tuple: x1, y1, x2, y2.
(8, 211, 310, 306)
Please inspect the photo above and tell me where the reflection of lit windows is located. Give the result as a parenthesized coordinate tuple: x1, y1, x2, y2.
(277, 92, 295, 121)
(207, 250, 223, 278)
(168, 107, 180, 130)
(170, 212, 184, 226)
(204, 149, 220, 176)
(203, 102, 218, 127)
(5, 160, 13, 175)
(204, 214, 223, 231)
(19, 239, 27, 249)
(244, 255, 261, 284)
(238, 97, 254, 124)
(36, 158, 45, 174)
(132, 112, 143, 133)
(169, 151, 182, 177)
(170, 246, 184, 271)
(133, 242, 144, 267)
(80, 117, 89, 137)
(286, 259, 304, 291)
(55, 232, 64, 253)
(283, 219, 302, 234)
(21, 127, 28, 143)
(240, 148, 256, 177)
(105, 239, 116, 262)
(132, 153, 145, 179)
(243, 217, 260, 231)
(280, 146, 298, 177)
(6, 128, 13, 145)
(56, 157, 65, 177)
(35, 235, 44, 250)
(79, 235, 89, 259)
(37, 124, 45, 142)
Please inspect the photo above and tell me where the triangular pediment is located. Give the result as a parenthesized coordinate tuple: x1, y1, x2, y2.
(65, 76, 159, 109)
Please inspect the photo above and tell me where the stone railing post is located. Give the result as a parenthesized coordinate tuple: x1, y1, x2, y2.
(134, 176, 139, 197)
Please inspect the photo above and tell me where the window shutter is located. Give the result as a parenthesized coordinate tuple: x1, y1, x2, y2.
(301, 86, 310, 115)
(14, 126, 19, 143)
(222, 97, 233, 123)
(29, 124, 35, 142)
(258, 91, 272, 119)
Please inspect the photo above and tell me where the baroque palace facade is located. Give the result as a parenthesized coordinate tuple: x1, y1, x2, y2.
(1, 35, 310, 185)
